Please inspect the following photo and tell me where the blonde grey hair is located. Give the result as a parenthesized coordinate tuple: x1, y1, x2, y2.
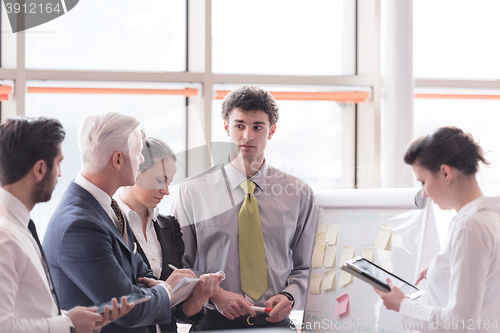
(78, 111, 140, 173)
(140, 137, 177, 173)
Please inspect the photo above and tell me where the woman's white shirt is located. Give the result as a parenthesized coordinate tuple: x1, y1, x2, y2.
(400, 196, 500, 332)
(114, 197, 163, 279)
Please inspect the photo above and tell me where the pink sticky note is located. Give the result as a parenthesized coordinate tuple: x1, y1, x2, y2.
(334, 293, 349, 316)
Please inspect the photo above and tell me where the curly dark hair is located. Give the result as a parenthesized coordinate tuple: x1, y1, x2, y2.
(404, 126, 488, 175)
(221, 85, 279, 125)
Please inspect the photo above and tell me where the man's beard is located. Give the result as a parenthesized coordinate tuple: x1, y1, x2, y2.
(32, 172, 53, 204)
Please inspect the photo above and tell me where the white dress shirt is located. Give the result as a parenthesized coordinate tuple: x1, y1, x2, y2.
(115, 196, 163, 278)
(0, 187, 69, 333)
(399, 196, 500, 332)
(172, 160, 317, 309)
(75, 173, 119, 228)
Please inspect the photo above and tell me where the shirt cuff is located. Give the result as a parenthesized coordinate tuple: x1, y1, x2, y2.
(282, 285, 301, 308)
(47, 315, 72, 333)
(399, 298, 413, 317)
(172, 303, 205, 325)
(158, 283, 172, 302)
(399, 297, 431, 322)
(278, 291, 295, 309)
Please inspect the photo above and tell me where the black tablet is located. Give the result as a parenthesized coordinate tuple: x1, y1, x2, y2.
(341, 256, 425, 300)
(93, 293, 151, 313)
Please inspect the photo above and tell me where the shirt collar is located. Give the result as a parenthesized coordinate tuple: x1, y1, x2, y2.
(456, 196, 500, 218)
(114, 195, 159, 223)
(75, 173, 112, 212)
(224, 160, 268, 191)
(0, 187, 31, 228)
(151, 207, 159, 221)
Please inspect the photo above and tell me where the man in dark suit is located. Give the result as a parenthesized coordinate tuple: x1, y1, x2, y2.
(44, 111, 195, 333)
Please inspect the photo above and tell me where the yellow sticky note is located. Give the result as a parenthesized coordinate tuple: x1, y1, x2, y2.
(315, 232, 326, 244)
(317, 224, 328, 234)
(374, 224, 393, 250)
(323, 246, 337, 267)
(325, 224, 340, 245)
(312, 246, 325, 268)
(339, 270, 353, 286)
(361, 248, 374, 262)
(322, 269, 336, 291)
(339, 245, 356, 267)
(311, 233, 326, 268)
(339, 270, 352, 286)
(339, 246, 355, 286)
(310, 273, 323, 294)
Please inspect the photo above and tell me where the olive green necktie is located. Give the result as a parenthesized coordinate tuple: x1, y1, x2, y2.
(238, 179, 268, 301)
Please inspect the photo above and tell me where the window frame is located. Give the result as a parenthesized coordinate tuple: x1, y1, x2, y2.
(0, 0, 381, 189)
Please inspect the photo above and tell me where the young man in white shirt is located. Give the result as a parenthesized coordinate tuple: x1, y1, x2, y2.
(172, 85, 318, 330)
(0, 117, 133, 333)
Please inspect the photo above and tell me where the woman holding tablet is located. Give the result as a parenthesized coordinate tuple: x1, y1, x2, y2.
(116, 137, 221, 332)
(375, 126, 500, 331)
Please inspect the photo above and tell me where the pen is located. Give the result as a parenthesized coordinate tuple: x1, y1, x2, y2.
(251, 306, 272, 314)
(168, 264, 226, 281)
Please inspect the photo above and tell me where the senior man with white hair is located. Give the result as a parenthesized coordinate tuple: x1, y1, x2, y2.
(43, 111, 209, 333)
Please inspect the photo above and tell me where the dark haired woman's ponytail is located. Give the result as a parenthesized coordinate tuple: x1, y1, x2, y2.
(404, 126, 489, 175)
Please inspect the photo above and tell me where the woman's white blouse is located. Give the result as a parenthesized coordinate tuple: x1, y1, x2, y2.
(115, 197, 163, 278)
(399, 196, 500, 332)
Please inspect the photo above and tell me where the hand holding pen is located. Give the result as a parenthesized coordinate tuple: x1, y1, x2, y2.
(138, 265, 196, 292)
(168, 264, 224, 304)
(168, 264, 226, 281)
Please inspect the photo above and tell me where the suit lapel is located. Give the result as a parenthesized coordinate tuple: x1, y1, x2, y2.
(134, 239, 150, 269)
(68, 182, 132, 252)
(154, 222, 171, 280)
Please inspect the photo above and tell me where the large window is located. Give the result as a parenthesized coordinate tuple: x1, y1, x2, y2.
(212, 0, 355, 76)
(1, 0, 369, 244)
(413, 0, 500, 245)
(414, 0, 500, 79)
(26, 91, 186, 238)
(26, 0, 186, 71)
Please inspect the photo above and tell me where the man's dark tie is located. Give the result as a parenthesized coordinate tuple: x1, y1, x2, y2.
(28, 219, 61, 315)
(111, 199, 129, 246)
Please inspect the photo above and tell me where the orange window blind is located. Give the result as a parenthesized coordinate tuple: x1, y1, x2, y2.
(0, 86, 13, 101)
(415, 93, 500, 100)
(216, 90, 370, 103)
(26, 87, 198, 97)
(13, 87, 499, 101)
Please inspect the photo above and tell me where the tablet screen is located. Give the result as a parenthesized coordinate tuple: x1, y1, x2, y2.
(94, 293, 150, 313)
(351, 258, 419, 295)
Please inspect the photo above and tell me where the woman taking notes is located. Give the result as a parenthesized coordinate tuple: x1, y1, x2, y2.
(116, 137, 220, 332)
(375, 126, 500, 332)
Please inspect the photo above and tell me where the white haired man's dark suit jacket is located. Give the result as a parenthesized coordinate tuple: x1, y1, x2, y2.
(44, 181, 171, 333)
